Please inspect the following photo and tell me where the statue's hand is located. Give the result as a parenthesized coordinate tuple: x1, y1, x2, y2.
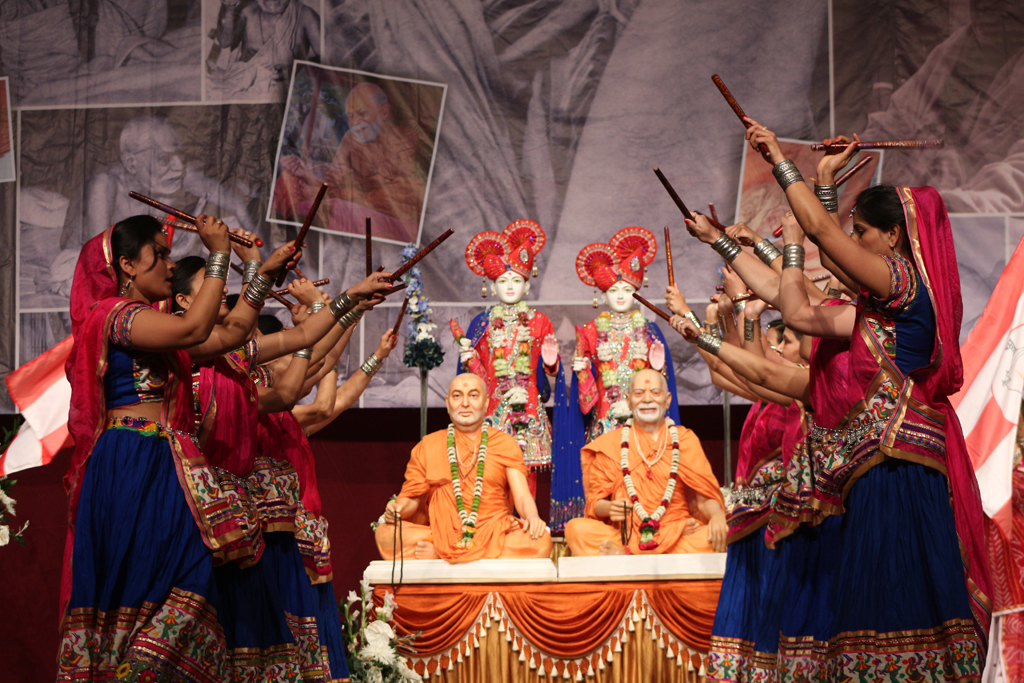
(520, 516, 548, 540)
(649, 340, 665, 371)
(608, 498, 632, 522)
(572, 356, 589, 373)
(708, 511, 728, 553)
(383, 499, 404, 524)
(458, 337, 476, 363)
(541, 334, 559, 367)
(683, 518, 700, 535)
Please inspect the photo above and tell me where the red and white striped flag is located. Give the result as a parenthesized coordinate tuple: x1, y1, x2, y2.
(0, 335, 73, 475)
(951, 235, 1024, 539)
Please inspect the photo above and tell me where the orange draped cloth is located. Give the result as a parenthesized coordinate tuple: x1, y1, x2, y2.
(372, 580, 721, 679)
(376, 427, 551, 562)
(566, 423, 724, 555)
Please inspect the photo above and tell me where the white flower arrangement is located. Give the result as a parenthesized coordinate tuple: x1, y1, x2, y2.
(609, 400, 632, 419)
(340, 581, 423, 682)
(0, 423, 28, 548)
(596, 341, 614, 362)
(503, 386, 529, 406)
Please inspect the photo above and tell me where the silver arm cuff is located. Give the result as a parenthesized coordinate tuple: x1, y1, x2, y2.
(309, 301, 327, 314)
(241, 260, 262, 284)
(814, 184, 838, 213)
(697, 332, 723, 356)
(242, 271, 272, 307)
(772, 159, 804, 191)
(338, 307, 364, 330)
(782, 244, 805, 270)
(682, 311, 701, 330)
(360, 353, 383, 377)
(205, 251, 230, 281)
(329, 291, 356, 318)
(753, 239, 782, 266)
(293, 347, 313, 359)
(710, 234, 742, 263)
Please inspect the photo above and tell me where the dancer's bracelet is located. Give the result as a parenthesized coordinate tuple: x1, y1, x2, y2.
(338, 307, 363, 330)
(697, 332, 723, 356)
(711, 234, 742, 263)
(205, 251, 230, 281)
(754, 239, 782, 266)
(293, 348, 313, 360)
(773, 159, 804, 191)
(329, 291, 356, 318)
(782, 244, 805, 270)
(242, 271, 272, 307)
(241, 260, 262, 284)
(360, 353, 383, 377)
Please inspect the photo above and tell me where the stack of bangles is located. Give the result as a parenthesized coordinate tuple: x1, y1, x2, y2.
(744, 317, 759, 342)
(783, 244, 805, 270)
(310, 296, 381, 376)
(815, 183, 838, 213)
(241, 260, 261, 284)
(361, 353, 384, 378)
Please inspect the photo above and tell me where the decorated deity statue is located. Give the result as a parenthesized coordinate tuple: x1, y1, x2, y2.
(450, 220, 561, 479)
(572, 227, 680, 441)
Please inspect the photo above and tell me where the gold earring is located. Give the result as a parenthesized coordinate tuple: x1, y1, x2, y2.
(481, 278, 488, 299)
(592, 289, 599, 308)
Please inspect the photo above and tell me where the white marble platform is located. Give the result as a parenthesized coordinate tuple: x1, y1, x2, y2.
(363, 554, 726, 585)
(557, 553, 727, 582)
(363, 559, 558, 585)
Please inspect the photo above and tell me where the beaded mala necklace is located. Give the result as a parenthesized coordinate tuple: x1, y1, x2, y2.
(620, 418, 681, 551)
(447, 424, 489, 548)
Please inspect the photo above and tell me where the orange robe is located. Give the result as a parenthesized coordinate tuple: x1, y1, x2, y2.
(565, 422, 724, 555)
(375, 427, 552, 563)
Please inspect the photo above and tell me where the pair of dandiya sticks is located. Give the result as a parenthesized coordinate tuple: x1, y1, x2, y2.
(128, 184, 454, 332)
(639, 73, 942, 322)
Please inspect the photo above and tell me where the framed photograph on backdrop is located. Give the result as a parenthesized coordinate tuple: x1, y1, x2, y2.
(734, 139, 883, 279)
(268, 61, 447, 245)
(0, 78, 13, 183)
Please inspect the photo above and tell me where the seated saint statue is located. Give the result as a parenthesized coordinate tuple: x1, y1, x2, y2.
(565, 369, 728, 556)
(374, 373, 553, 562)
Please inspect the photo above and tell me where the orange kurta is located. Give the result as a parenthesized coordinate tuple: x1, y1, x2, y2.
(566, 422, 724, 555)
(376, 427, 552, 563)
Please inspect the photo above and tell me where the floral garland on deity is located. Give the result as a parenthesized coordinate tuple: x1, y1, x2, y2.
(447, 424, 489, 548)
(595, 310, 649, 420)
(620, 418, 680, 551)
(488, 301, 534, 443)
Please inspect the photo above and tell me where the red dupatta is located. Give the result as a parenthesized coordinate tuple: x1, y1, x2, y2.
(898, 186, 991, 638)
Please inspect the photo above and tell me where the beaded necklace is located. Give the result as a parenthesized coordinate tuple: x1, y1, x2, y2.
(447, 424, 489, 549)
(620, 418, 680, 551)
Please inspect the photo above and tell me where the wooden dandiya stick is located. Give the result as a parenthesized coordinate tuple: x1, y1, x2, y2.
(772, 155, 875, 237)
(132, 193, 259, 248)
(653, 167, 694, 221)
(664, 226, 675, 287)
(392, 296, 410, 335)
(277, 182, 328, 286)
(230, 262, 291, 306)
(387, 228, 455, 283)
(272, 279, 329, 297)
(708, 203, 719, 225)
(731, 292, 753, 303)
(811, 139, 943, 153)
(711, 74, 770, 157)
(365, 217, 373, 277)
(632, 293, 674, 324)
(811, 273, 832, 282)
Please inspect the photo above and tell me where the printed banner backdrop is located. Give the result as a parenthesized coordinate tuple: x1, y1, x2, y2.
(269, 61, 446, 244)
(3, 0, 1024, 414)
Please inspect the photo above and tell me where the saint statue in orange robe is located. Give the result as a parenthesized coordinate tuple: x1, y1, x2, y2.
(375, 373, 552, 562)
(565, 369, 727, 556)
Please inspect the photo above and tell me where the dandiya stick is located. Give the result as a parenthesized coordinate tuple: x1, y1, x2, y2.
(811, 139, 943, 152)
(365, 217, 373, 277)
(708, 203, 719, 225)
(277, 182, 328, 286)
(810, 273, 832, 282)
(711, 74, 770, 157)
(387, 228, 455, 283)
(230, 262, 291, 306)
(392, 297, 410, 336)
(134, 194, 257, 248)
(772, 155, 874, 237)
(653, 167, 694, 220)
(664, 226, 675, 287)
(632, 293, 674, 324)
(272, 279, 329, 297)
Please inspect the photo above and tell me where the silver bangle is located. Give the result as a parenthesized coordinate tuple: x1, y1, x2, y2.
(697, 332, 723, 356)
(293, 347, 313, 359)
(309, 301, 327, 314)
(241, 260, 262, 284)
(743, 317, 758, 342)
(360, 353, 383, 377)
(205, 251, 230, 281)
(338, 307, 364, 330)
(710, 234, 742, 264)
(243, 270, 273, 307)
(772, 159, 804, 191)
(733, 300, 746, 316)
(329, 291, 356, 318)
(683, 311, 701, 330)
(782, 244, 805, 270)
(814, 184, 839, 213)
(753, 239, 782, 266)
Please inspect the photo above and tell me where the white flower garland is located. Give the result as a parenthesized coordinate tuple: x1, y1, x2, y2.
(447, 425, 489, 547)
(621, 418, 680, 524)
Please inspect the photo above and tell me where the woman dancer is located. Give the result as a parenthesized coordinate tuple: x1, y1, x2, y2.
(58, 214, 298, 680)
(171, 243, 395, 681)
(689, 121, 988, 679)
